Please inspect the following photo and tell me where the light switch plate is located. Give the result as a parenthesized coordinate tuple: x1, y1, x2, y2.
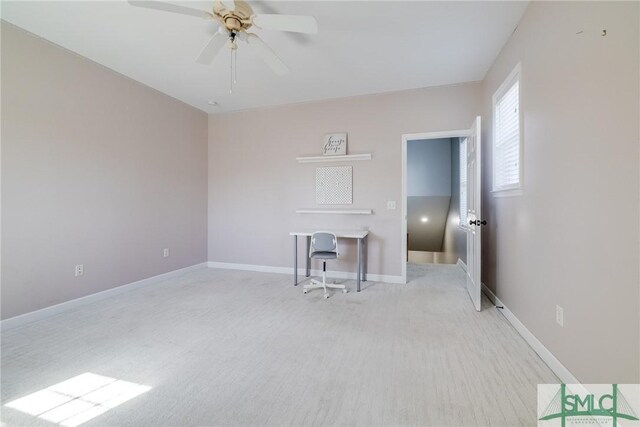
(387, 201, 397, 210)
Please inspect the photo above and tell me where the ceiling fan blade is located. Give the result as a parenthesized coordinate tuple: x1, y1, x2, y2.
(251, 14, 318, 34)
(220, 0, 236, 11)
(128, 1, 212, 19)
(196, 30, 228, 65)
(245, 33, 290, 76)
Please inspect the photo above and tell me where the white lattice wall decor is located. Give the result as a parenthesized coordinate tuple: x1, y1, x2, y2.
(316, 166, 353, 205)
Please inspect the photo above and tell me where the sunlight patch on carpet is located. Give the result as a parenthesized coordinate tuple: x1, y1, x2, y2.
(5, 372, 151, 426)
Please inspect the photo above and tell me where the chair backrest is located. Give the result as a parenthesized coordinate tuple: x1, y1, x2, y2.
(310, 232, 338, 254)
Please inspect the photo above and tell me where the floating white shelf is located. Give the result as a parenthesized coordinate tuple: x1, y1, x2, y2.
(296, 153, 372, 163)
(296, 209, 373, 215)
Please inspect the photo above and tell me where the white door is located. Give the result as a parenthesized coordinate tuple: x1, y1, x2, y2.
(465, 116, 482, 311)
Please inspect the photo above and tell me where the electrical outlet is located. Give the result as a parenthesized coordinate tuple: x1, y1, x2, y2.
(387, 201, 397, 210)
(556, 305, 564, 327)
(75, 264, 84, 277)
(163, 248, 170, 258)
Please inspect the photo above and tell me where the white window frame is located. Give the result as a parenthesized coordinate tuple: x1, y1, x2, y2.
(459, 137, 468, 230)
(492, 63, 523, 197)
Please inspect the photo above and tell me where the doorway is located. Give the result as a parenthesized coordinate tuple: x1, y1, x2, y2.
(405, 136, 467, 266)
(401, 118, 483, 311)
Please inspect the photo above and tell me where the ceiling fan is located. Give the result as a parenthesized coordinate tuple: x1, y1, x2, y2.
(128, 0, 318, 91)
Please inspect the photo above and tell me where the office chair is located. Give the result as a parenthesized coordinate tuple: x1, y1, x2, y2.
(304, 232, 347, 298)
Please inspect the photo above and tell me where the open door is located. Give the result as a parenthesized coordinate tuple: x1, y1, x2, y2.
(465, 116, 482, 311)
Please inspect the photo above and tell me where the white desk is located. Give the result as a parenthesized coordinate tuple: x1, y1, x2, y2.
(289, 229, 369, 292)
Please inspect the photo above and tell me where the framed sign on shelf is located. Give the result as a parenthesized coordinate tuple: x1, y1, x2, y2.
(323, 133, 347, 156)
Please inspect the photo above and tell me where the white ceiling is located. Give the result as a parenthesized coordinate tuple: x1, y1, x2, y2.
(1, 1, 528, 113)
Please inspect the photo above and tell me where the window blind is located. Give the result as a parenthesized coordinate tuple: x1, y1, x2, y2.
(494, 79, 520, 190)
(459, 138, 468, 228)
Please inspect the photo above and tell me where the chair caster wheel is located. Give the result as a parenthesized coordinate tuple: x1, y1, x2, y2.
(324, 294, 329, 299)
(343, 289, 348, 293)
(303, 290, 308, 294)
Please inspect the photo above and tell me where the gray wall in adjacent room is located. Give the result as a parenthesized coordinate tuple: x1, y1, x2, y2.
(407, 139, 451, 252)
(407, 139, 451, 197)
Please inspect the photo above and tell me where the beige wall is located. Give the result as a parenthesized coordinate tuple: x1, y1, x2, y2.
(481, 2, 639, 383)
(208, 83, 481, 278)
(3, 0, 637, 386)
(1, 23, 208, 319)
(208, 1, 639, 383)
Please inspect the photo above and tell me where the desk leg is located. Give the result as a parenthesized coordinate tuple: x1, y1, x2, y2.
(305, 236, 311, 277)
(362, 235, 368, 282)
(357, 237, 362, 292)
(293, 235, 298, 286)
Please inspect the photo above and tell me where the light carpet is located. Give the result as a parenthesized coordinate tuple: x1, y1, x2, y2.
(1, 263, 557, 426)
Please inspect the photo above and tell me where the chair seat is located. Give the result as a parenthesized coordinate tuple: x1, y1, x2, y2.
(310, 251, 338, 260)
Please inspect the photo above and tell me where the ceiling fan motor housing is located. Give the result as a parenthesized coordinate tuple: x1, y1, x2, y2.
(213, 0, 254, 32)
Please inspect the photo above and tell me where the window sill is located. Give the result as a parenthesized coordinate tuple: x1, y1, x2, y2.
(492, 188, 523, 198)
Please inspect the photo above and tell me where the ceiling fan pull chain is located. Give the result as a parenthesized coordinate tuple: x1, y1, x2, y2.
(233, 48, 238, 85)
(229, 48, 232, 93)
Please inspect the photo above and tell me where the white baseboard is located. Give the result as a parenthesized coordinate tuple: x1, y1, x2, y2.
(456, 258, 467, 273)
(1, 262, 208, 331)
(207, 261, 404, 284)
(481, 282, 580, 384)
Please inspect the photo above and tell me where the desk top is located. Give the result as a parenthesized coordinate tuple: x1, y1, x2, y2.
(290, 229, 369, 238)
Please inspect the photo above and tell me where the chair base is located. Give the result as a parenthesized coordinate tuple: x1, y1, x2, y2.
(303, 279, 347, 298)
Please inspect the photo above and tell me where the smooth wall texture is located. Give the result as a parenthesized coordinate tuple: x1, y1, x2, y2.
(480, 2, 639, 383)
(209, 84, 481, 278)
(407, 139, 451, 197)
(1, 23, 208, 319)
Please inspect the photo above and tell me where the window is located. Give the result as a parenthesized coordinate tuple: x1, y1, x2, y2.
(492, 63, 522, 194)
(459, 137, 468, 228)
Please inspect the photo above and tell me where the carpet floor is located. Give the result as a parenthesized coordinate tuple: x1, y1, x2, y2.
(1, 264, 557, 426)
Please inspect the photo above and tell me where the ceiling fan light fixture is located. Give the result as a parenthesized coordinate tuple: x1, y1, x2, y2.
(129, 0, 318, 90)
